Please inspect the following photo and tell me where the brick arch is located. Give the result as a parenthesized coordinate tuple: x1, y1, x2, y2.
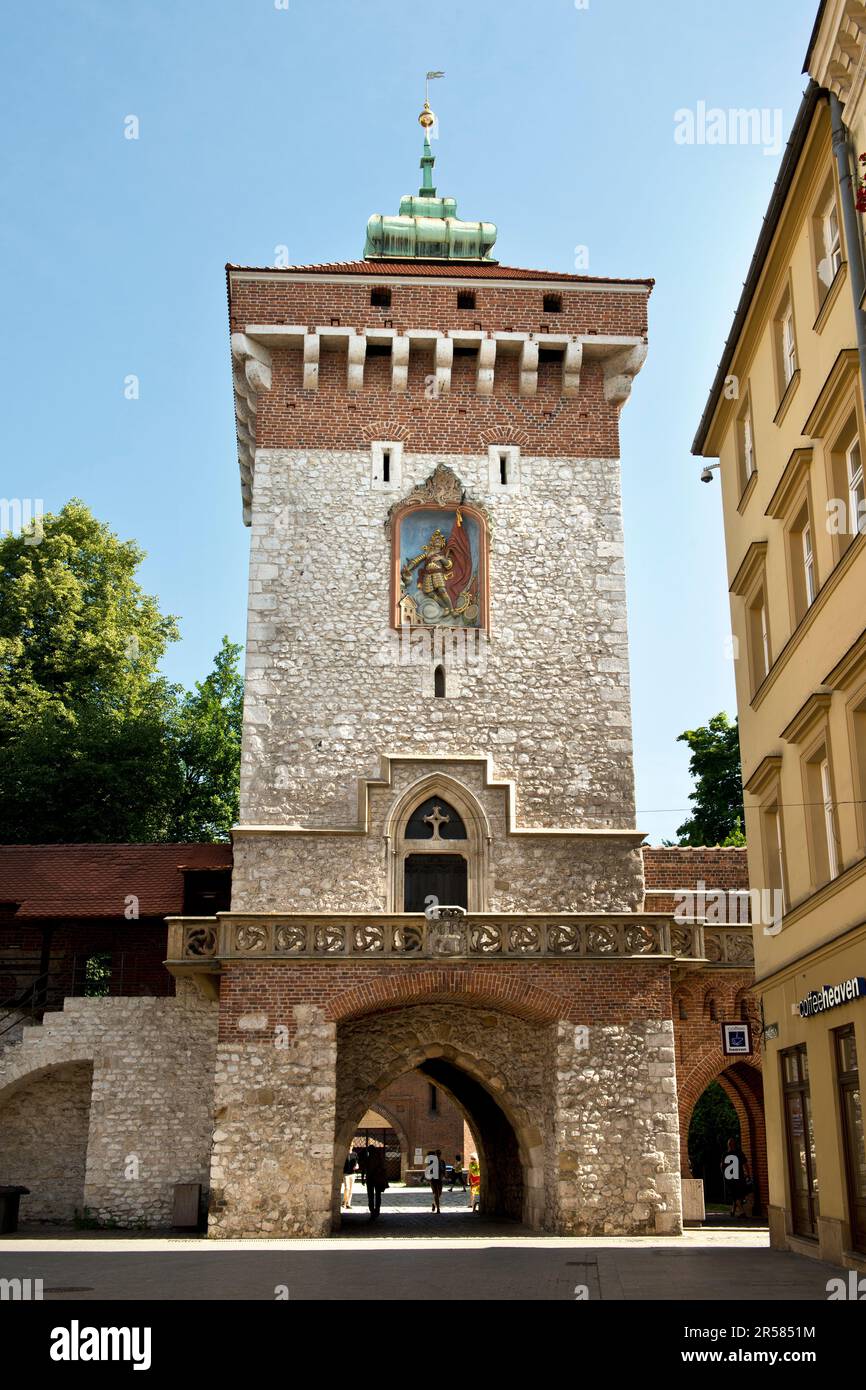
(324, 968, 573, 1025)
(677, 1052, 766, 1216)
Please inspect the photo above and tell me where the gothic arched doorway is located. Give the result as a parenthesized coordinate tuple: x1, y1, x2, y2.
(332, 1000, 551, 1233)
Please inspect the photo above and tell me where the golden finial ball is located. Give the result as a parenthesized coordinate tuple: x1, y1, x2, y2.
(419, 102, 435, 130)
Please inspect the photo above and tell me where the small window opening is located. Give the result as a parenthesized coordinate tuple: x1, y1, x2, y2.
(543, 293, 563, 313)
(453, 345, 477, 357)
(499, 453, 509, 485)
(371, 286, 392, 307)
(429, 1083, 438, 1112)
(382, 450, 391, 483)
(434, 664, 446, 698)
(457, 290, 476, 310)
(366, 343, 392, 357)
(677, 997, 688, 1020)
(538, 347, 564, 363)
(84, 951, 112, 998)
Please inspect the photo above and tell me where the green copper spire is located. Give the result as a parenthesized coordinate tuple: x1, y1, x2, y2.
(419, 131, 436, 197)
(363, 100, 497, 262)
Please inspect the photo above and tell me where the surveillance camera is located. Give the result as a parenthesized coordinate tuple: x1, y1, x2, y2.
(700, 467, 714, 483)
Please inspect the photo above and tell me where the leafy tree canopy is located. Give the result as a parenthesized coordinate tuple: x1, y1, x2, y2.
(0, 502, 242, 843)
(675, 712, 745, 847)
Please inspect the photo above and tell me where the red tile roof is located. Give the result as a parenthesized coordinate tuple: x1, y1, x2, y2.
(226, 260, 655, 288)
(0, 844, 232, 920)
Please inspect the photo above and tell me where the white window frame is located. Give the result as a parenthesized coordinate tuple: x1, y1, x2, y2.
(802, 522, 816, 606)
(820, 758, 840, 880)
(782, 306, 797, 386)
(759, 601, 771, 680)
(742, 410, 755, 481)
(847, 437, 865, 536)
(820, 202, 842, 287)
(774, 808, 786, 912)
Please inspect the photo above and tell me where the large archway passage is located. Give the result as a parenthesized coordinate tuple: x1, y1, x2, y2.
(0, 1060, 94, 1224)
(681, 1059, 767, 1223)
(332, 1001, 553, 1235)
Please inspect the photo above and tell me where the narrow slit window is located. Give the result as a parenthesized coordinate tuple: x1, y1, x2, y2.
(499, 453, 508, 485)
(382, 450, 391, 483)
(434, 664, 446, 698)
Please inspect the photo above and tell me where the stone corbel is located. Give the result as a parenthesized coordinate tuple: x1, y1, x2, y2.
(519, 339, 539, 398)
(435, 337, 454, 394)
(230, 333, 274, 526)
(392, 336, 410, 393)
(231, 332, 273, 394)
(562, 340, 583, 398)
(303, 333, 320, 390)
(347, 333, 366, 392)
(477, 337, 496, 396)
(603, 341, 648, 406)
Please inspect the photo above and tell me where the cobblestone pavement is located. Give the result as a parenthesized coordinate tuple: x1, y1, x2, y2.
(0, 1220, 848, 1301)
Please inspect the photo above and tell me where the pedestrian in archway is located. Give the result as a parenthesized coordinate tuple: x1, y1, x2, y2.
(364, 1142, 388, 1220)
(342, 1146, 359, 1210)
(450, 1152, 466, 1192)
(425, 1148, 445, 1213)
(721, 1137, 750, 1218)
(468, 1153, 480, 1212)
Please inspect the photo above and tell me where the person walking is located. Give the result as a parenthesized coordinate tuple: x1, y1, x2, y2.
(364, 1142, 388, 1220)
(341, 1146, 359, 1210)
(450, 1152, 466, 1192)
(468, 1153, 481, 1212)
(721, 1137, 750, 1218)
(425, 1148, 445, 1213)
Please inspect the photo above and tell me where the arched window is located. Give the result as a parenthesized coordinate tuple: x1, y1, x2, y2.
(404, 798, 466, 840)
(434, 664, 446, 698)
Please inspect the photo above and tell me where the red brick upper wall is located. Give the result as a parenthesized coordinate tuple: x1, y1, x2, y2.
(229, 266, 650, 457)
(228, 267, 651, 340)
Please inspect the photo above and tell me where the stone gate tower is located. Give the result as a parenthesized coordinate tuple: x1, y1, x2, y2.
(170, 110, 686, 1237)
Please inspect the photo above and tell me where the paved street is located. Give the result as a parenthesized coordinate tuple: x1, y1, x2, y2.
(0, 1197, 847, 1300)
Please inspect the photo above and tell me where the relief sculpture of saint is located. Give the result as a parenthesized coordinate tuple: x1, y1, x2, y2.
(397, 507, 481, 628)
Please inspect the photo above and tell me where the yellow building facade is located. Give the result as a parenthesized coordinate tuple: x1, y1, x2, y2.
(695, 49, 866, 1267)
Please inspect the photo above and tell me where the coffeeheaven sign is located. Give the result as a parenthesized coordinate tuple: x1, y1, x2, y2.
(798, 977, 866, 1019)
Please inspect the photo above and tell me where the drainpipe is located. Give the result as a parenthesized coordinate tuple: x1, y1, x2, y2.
(830, 92, 866, 405)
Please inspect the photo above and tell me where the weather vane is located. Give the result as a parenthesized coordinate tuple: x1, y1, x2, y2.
(420, 70, 444, 130)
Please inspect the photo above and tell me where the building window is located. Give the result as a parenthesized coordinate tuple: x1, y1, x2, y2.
(781, 304, 797, 387)
(835, 1026, 866, 1253)
(761, 800, 787, 913)
(434, 664, 446, 698)
(429, 1083, 438, 1113)
(822, 202, 842, 284)
(847, 438, 865, 537)
(382, 449, 391, 484)
(737, 395, 756, 493)
(488, 444, 521, 492)
(782, 1046, 818, 1239)
(787, 501, 817, 622)
(370, 286, 391, 307)
(747, 589, 771, 690)
(543, 293, 563, 313)
(457, 290, 476, 310)
(820, 757, 840, 880)
(802, 521, 816, 607)
(804, 745, 841, 887)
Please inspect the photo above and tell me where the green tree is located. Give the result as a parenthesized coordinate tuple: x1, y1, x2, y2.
(0, 501, 242, 843)
(676, 712, 745, 847)
(165, 636, 244, 841)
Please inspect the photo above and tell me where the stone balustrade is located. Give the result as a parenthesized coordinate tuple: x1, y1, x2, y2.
(165, 913, 755, 968)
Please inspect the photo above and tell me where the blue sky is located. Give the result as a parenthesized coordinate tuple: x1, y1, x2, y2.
(2, 0, 817, 841)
